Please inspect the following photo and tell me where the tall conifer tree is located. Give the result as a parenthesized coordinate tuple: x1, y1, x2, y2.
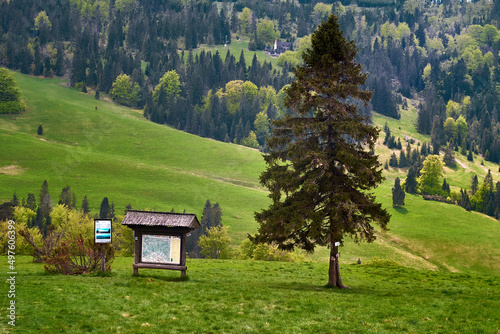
(392, 177, 405, 207)
(253, 14, 390, 288)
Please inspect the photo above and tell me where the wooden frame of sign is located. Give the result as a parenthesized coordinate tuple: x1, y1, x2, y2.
(122, 210, 200, 277)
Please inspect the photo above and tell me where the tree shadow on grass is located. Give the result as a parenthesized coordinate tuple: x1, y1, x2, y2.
(394, 206, 408, 215)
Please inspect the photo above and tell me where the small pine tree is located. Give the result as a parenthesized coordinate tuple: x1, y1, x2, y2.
(392, 177, 405, 207)
(467, 149, 474, 162)
(58, 185, 76, 209)
(442, 178, 450, 194)
(399, 150, 407, 168)
(81, 195, 90, 214)
(26, 193, 36, 211)
(187, 200, 223, 258)
(471, 175, 479, 195)
(389, 152, 399, 167)
(443, 146, 456, 167)
(95, 89, 100, 100)
(12, 192, 19, 206)
(99, 197, 110, 219)
(405, 166, 418, 194)
(461, 138, 467, 156)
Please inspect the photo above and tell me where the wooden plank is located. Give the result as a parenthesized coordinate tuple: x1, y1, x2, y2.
(133, 263, 187, 271)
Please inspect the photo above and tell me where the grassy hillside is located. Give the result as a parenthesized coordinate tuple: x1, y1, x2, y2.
(1, 256, 498, 333)
(1, 71, 500, 275)
(0, 72, 268, 241)
(191, 38, 281, 70)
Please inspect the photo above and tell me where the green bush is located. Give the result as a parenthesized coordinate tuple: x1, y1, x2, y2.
(43, 234, 115, 275)
(0, 100, 25, 114)
(363, 257, 401, 267)
(238, 238, 304, 262)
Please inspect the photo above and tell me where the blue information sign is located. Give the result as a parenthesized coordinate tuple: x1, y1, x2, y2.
(94, 219, 112, 244)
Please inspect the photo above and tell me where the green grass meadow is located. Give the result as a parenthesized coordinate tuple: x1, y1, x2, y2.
(1, 256, 499, 333)
(188, 38, 281, 71)
(0, 72, 268, 241)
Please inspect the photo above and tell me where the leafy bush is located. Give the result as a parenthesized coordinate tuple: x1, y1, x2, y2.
(19, 227, 63, 262)
(43, 234, 114, 275)
(198, 225, 232, 259)
(113, 221, 134, 257)
(18, 204, 116, 273)
(0, 100, 26, 114)
(0, 68, 26, 114)
(238, 238, 304, 262)
(0, 206, 43, 256)
(363, 257, 401, 267)
(0, 220, 43, 256)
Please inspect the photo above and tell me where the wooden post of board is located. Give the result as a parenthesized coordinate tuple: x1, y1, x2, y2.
(101, 245, 105, 274)
(133, 230, 141, 276)
(181, 233, 187, 277)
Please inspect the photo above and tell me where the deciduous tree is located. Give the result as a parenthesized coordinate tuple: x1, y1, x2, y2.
(198, 225, 231, 259)
(253, 14, 390, 288)
(0, 68, 26, 114)
(110, 74, 141, 107)
(418, 155, 443, 195)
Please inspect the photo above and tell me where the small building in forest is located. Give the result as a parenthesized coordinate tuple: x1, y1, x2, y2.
(264, 40, 292, 57)
(122, 210, 200, 277)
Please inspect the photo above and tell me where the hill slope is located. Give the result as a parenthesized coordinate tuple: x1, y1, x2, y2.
(1, 71, 499, 275)
(0, 72, 268, 241)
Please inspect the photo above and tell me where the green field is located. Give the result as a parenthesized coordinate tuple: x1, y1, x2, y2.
(0, 72, 268, 241)
(1, 70, 500, 276)
(190, 38, 281, 71)
(1, 256, 498, 333)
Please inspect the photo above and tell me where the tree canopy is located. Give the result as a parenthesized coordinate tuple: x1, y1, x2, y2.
(0, 69, 25, 114)
(418, 155, 444, 195)
(253, 14, 390, 288)
(110, 74, 141, 107)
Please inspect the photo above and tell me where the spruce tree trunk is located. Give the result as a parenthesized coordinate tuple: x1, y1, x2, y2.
(328, 241, 349, 289)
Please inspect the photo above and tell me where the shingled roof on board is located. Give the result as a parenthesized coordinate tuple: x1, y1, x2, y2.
(122, 210, 200, 229)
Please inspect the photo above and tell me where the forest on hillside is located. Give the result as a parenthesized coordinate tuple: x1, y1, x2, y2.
(1, 0, 500, 157)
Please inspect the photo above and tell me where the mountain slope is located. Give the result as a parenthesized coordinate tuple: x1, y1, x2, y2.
(0, 72, 268, 241)
(1, 71, 499, 275)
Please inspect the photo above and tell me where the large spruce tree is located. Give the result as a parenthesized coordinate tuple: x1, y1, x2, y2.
(253, 14, 390, 288)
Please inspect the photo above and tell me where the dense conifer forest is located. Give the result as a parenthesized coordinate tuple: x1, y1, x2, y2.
(1, 0, 500, 156)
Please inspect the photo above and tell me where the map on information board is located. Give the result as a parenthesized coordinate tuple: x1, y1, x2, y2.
(142, 235, 181, 264)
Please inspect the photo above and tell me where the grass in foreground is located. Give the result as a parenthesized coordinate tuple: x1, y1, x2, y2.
(1, 256, 498, 333)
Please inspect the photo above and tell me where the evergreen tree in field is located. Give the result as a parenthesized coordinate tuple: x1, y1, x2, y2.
(442, 178, 450, 194)
(186, 199, 223, 258)
(99, 197, 110, 219)
(253, 14, 390, 289)
(471, 175, 479, 195)
(38, 180, 52, 232)
(81, 195, 90, 214)
(392, 177, 405, 207)
(443, 145, 456, 168)
(405, 166, 418, 194)
(26, 193, 36, 211)
(467, 149, 474, 162)
(58, 185, 76, 209)
(398, 150, 407, 168)
(389, 152, 399, 168)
